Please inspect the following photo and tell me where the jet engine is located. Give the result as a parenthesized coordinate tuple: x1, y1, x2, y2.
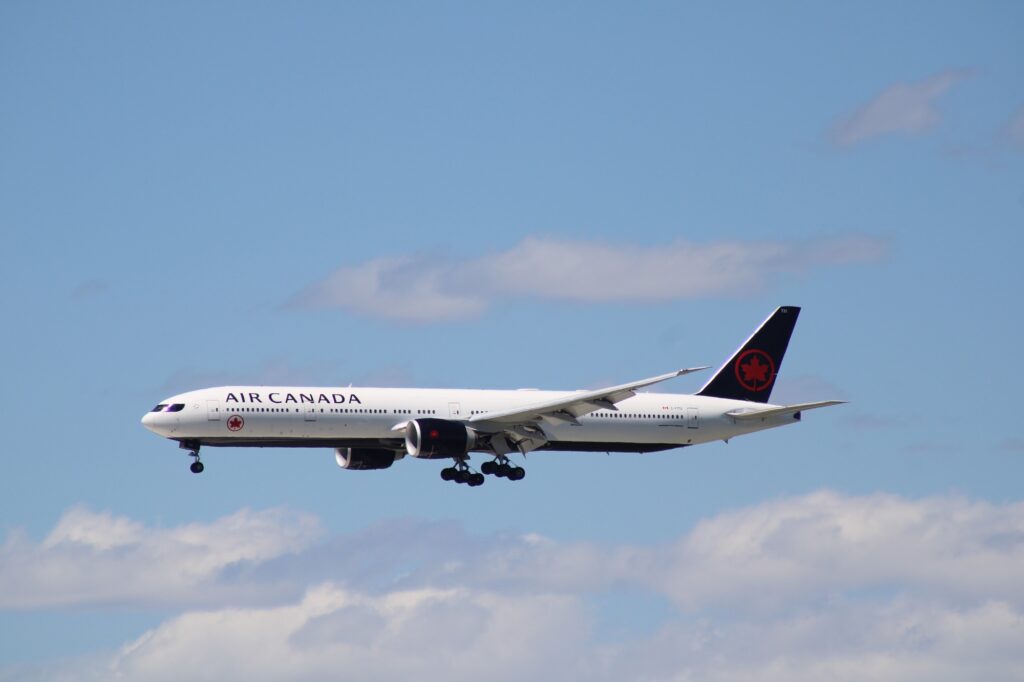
(335, 447, 402, 470)
(404, 418, 477, 459)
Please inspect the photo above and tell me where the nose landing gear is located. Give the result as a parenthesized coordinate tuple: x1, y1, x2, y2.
(179, 441, 204, 474)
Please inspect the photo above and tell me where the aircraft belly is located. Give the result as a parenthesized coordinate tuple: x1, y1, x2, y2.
(543, 422, 691, 447)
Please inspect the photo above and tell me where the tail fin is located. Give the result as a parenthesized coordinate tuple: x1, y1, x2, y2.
(696, 306, 800, 403)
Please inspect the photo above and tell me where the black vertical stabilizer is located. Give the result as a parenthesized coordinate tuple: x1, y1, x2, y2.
(696, 306, 800, 403)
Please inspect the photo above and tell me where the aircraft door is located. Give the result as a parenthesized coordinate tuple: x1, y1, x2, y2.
(687, 407, 699, 429)
(207, 400, 221, 421)
(449, 402, 462, 418)
(304, 405, 317, 422)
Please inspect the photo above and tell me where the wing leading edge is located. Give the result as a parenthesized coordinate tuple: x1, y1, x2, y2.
(468, 367, 709, 427)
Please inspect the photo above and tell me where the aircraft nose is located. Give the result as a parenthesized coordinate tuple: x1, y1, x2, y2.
(141, 412, 158, 432)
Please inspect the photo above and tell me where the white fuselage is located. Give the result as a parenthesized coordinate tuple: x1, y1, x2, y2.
(141, 385, 799, 453)
(140, 307, 838, 482)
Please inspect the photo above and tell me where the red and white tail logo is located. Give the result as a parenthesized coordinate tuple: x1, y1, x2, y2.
(734, 349, 775, 392)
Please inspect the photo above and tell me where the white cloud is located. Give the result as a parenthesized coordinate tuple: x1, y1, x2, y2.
(34, 591, 1024, 682)
(287, 235, 887, 322)
(830, 70, 970, 147)
(657, 491, 1024, 610)
(605, 599, 1024, 682)
(0, 507, 322, 609)
(291, 255, 488, 323)
(7, 491, 1024, 680)
(431, 491, 1024, 612)
(99, 585, 588, 682)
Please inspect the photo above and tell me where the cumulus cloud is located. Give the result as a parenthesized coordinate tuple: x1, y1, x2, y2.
(287, 235, 887, 322)
(101, 586, 588, 682)
(413, 491, 1024, 612)
(830, 70, 970, 147)
(93, 590, 1024, 682)
(0, 507, 322, 609)
(658, 491, 1024, 610)
(6, 491, 1024, 680)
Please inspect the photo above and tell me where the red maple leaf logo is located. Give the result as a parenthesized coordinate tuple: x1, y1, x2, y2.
(734, 350, 775, 392)
(227, 416, 244, 431)
(741, 356, 770, 383)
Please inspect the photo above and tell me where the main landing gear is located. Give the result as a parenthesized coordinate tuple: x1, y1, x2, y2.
(180, 441, 204, 474)
(439, 455, 528, 487)
(481, 456, 526, 481)
(440, 459, 485, 487)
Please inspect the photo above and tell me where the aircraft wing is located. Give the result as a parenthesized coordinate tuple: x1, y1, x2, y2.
(725, 400, 846, 420)
(468, 367, 709, 426)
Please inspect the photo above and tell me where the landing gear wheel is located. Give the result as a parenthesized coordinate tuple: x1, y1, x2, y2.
(444, 457, 484, 487)
(185, 446, 204, 474)
(483, 455, 525, 481)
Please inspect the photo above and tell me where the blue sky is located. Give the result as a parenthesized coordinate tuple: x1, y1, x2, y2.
(2, 2, 1023, 679)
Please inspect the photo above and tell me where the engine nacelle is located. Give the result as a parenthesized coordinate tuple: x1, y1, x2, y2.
(404, 418, 477, 459)
(335, 447, 401, 470)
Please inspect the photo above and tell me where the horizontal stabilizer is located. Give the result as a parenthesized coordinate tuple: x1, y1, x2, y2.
(726, 400, 846, 420)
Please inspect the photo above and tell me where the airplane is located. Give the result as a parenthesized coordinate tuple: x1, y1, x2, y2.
(141, 306, 843, 486)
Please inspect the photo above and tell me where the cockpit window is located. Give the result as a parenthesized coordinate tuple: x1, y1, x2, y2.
(151, 403, 185, 413)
